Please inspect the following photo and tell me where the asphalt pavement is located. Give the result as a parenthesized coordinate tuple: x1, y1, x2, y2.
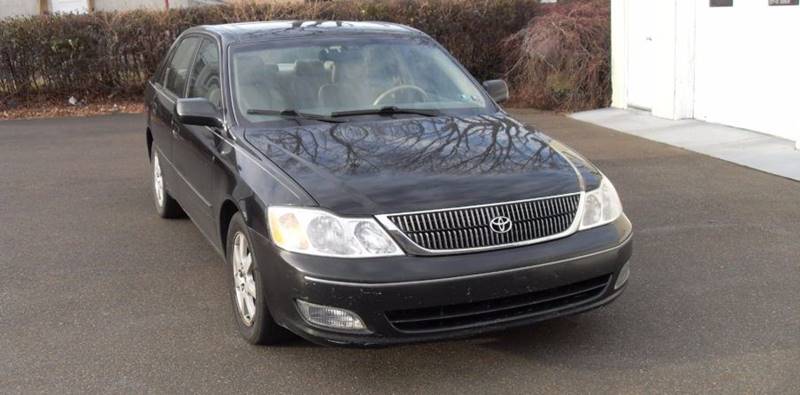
(0, 110, 798, 394)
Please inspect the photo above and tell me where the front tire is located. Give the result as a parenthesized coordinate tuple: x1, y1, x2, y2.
(226, 212, 290, 345)
(151, 146, 183, 219)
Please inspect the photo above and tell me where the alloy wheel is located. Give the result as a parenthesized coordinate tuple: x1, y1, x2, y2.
(153, 154, 165, 207)
(232, 231, 257, 326)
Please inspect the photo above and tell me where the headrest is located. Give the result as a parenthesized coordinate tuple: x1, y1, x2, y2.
(294, 60, 325, 78)
(236, 55, 279, 84)
(333, 58, 366, 83)
(235, 55, 264, 72)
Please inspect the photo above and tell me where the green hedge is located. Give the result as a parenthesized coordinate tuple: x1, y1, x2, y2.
(0, 0, 537, 100)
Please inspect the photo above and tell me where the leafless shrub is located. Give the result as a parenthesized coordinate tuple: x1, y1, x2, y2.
(503, 0, 610, 112)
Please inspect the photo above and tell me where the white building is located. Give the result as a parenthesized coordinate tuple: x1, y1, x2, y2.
(611, 0, 800, 149)
(0, 0, 227, 19)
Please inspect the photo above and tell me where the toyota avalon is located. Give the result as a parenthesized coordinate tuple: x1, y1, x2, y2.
(144, 21, 633, 346)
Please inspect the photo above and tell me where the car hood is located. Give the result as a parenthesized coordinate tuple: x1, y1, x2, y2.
(245, 114, 583, 216)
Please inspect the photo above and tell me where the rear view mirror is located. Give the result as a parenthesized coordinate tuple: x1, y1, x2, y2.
(482, 80, 509, 103)
(176, 98, 223, 128)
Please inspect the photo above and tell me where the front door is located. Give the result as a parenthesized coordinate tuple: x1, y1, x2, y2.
(173, 38, 224, 237)
(151, 36, 201, 193)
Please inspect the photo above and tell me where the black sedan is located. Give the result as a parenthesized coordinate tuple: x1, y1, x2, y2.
(144, 21, 633, 346)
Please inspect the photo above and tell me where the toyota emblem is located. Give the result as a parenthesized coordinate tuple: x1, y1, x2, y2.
(489, 215, 513, 234)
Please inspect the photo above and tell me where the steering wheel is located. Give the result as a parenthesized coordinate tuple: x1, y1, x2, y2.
(372, 85, 429, 106)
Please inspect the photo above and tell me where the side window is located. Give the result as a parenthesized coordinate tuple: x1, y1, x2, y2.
(187, 39, 222, 109)
(162, 37, 201, 97)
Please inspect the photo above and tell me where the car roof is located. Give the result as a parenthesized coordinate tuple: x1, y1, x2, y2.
(185, 21, 426, 45)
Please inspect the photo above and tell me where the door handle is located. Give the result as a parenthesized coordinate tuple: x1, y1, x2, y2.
(170, 118, 180, 139)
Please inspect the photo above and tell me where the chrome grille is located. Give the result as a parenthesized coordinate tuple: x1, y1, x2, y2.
(385, 193, 581, 252)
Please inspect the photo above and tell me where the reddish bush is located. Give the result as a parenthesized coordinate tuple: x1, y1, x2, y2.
(504, 0, 611, 112)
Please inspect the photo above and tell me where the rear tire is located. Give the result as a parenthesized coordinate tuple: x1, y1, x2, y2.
(226, 212, 291, 345)
(150, 146, 183, 219)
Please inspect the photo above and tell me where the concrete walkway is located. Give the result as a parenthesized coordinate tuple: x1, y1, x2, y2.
(571, 108, 800, 182)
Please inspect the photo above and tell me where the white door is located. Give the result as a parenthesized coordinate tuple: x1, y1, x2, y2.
(694, 1, 800, 143)
(626, 0, 656, 110)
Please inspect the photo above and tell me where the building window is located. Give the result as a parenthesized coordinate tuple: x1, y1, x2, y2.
(710, 0, 733, 6)
(49, 0, 90, 14)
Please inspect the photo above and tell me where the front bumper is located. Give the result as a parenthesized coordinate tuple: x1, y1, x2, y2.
(251, 215, 633, 347)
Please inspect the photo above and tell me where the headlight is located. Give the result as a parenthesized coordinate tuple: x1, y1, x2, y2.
(267, 206, 403, 258)
(579, 177, 623, 230)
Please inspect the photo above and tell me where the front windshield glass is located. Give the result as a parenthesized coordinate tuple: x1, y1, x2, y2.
(229, 37, 493, 124)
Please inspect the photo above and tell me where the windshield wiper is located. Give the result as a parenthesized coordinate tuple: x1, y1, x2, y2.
(330, 106, 440, 118)
(246, 109, 344, 123)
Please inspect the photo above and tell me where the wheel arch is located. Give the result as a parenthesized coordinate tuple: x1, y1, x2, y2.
(219, 199, 240, 255)
(146, 127, 154, 159)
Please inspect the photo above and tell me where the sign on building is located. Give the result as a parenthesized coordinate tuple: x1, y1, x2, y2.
(768, 0, 799, 5)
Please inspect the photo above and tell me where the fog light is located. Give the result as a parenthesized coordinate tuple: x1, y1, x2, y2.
(614, 261, 631, 290)
(295, 300, 369, 333)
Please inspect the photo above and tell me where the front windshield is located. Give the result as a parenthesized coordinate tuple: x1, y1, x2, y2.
(229, 37, 493, 124)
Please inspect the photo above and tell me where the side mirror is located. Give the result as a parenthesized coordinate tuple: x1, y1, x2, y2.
(483, 79, 509, 103)
(176, 98, 223, 128)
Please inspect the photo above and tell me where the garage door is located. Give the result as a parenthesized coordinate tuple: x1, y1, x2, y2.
(694, 1, 800, 142)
